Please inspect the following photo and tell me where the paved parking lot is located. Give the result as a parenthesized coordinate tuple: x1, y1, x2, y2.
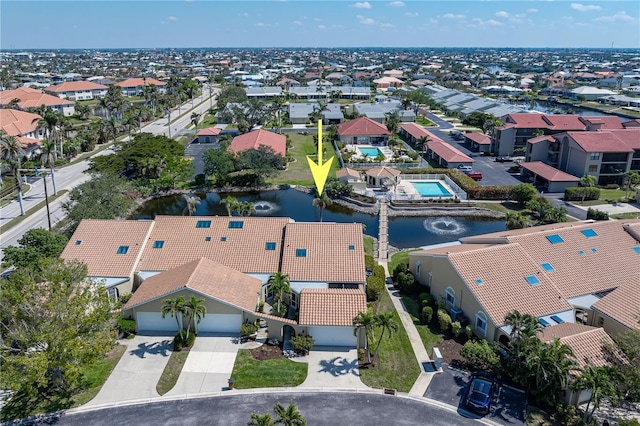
(185, 142, 218, 176)
(424, 364, 526, 425)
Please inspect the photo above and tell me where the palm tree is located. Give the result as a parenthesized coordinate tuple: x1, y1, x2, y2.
(415, 135, 431, 155)
(580, 174, 596, 203)
(504, 310, 543, 370)
(161, 296, 186, 339)
(526, 337, 577, 404)
(40, 139, 58, 195)
(273, 402, 306, 426)
(371, 311, 399, 364)
(248, 413, 276, 426)
(183, 295, 206, 337)
(505, 211, 527, 230)
(182, 194, 201, 216)
(221, 195, 240, 216)
(239, 201, 255, 217)
(571, 366, 620, 423)
(623, 171, 640, 200)
(105, 116, 121, 145)
(353, 310, 376, 363)
(1, 131, 27, 215)
(191, 112, 201, 132)
(384, 110, 400, 137)
(267, 272, 291, 314)
(312, 192, 332, 222)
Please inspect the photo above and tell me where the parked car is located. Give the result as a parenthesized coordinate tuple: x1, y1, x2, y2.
(466, 372, 497, 415)
(495, 156, 512, 162)
(467, 171, 483, 181)
(457, 165, 473, 173)
(366, 267, 373, 277)
(385, 277, 393, 285)
(453, 133, 465, 141)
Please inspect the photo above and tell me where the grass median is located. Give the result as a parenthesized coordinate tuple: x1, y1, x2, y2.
(0, 190, 68, 235)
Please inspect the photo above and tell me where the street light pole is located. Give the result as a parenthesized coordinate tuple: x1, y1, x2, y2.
(40, 170, 52, 231)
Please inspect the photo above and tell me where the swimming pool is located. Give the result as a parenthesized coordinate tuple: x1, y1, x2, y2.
(358, 146, 383, 158)
(410, 181, 454, 197)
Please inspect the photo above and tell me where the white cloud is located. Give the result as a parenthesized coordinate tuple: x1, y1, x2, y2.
(429, 18, 438, 24)
(443, 13, 465, 19)
(314, 17, 322, 22)
(571, 3, 602, 12)
(486, 19, 503, 26)
(255, 22, 265, 27)
(594, 11, 635, 22)
(380, 23, 395, 28)
(388, 1, 405, 7)
(318, 25, 326, 29)
(352, 2, 372, 9)
(405, 12, 419, 18)
(239, 12, 249, 17)
(291, 20, 302, 26)
(167, 16, 177, 21)
(527, 8, 538, 13)
(495, 11, 509, 18)
(356, 14, 376, 25)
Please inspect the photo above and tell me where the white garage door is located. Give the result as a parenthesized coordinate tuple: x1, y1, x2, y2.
(198, 314, 242, 333)
(137, 312, 180, 332)
(308, 326, 357, 347)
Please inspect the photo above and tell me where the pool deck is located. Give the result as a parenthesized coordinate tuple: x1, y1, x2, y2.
(347, 144, 394, 161)
(396, 180, 456, 199)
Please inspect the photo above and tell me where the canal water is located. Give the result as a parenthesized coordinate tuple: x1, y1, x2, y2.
(132, 188, 506, 249)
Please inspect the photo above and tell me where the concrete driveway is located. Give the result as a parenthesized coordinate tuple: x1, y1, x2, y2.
(165, 333, 240, 396)
(300, 346, 367, 389)
(86, 334, 173, 406)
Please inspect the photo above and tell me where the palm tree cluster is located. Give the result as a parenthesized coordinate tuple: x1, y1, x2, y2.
(0, 130, 27, 215)
(248, 401, 306, 426)
(221, 195, 255, 217)
(352, 310, 399, 365)
(161, 295, 206, 342)
(267, 272, 291, 317)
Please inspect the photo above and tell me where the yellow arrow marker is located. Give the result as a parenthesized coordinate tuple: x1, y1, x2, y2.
(306, 119, 334, 196)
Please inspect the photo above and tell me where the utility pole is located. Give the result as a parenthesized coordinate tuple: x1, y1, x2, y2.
(34, 167, 52, 231)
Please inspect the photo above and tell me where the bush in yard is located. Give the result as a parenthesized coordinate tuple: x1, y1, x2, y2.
(565, 186, 600, 201)
(174, 331, 196, 351)
(118, 318, 136, 335)
(421, 306, 433, 324)
(366, 275, 385, 301)
(437, 309, 452, 332)
(465, 325, 473, 339)
(451, 321, 462, 337)
(511, 183, 538, 206)
(392, 262, 408, 282)
(460, 340, 499, 370)
(419, 292, 432, 306)
(587, 208, 609, 220)
(396, 271, 415, 293)
(365, 254, 376, 269)
(291, 335, 314, 354)
(240, 322, 259, 336)
(373, 264, 385, 279)
(194, 173, 206, 187)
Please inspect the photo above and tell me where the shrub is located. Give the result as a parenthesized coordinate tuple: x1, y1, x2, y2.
(373, 264, 385, 279)
(511, 183, 538, 206)
(460, 340, 498, 369)
(421, 306, 433, 324)
(565, 186, 600, 201)
(173, 331, 196, 351)
(118, 318, 136, 335)
(605, 183, 620, 190)
(194, 173, 206, 186)
(618, 419, 640, 426)
(419, 292, 432, 306)
(587, 208, 609, 220)
(451, 321, 462, 337)
(240, 322, 259, 336)
(366, 275, 385, 301)
(392, 262, 408, 281)
(118, 293, 132, 305)
(465, 325, 473, 340)
(291, 335, 314, 354)
(437, 309, 452, 332)
(257, 299, 265, 313)
(397, 271, 415, 293)
(364, 254, 376, 269)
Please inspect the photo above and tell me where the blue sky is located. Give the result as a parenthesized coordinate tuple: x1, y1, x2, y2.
(1, 1, 639, 49)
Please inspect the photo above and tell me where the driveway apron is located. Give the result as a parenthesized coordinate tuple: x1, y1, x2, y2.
(165, 333, 240, 396)
(300, 346, 368, 389)
(86, 334, 173, 406)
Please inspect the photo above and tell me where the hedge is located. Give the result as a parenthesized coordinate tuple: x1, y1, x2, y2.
(565, 186, 600, 201)
(366, 275, 385, 301)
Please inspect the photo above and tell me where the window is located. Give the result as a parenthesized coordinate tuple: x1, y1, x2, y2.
(598, 317, 604, 326)
(107, 287, 119, 301)
(445, 287, 455, 307)
(546, 234, 564, 244)
(541, 263, 554, 272)
(525, 275, 540, 285)
(588, 165, 598, 173)
(475, 312, 487, 336)
(581, 228, 598, 238)
(75, 240, 82, 245)
(117, 245, 129, 254)
(228, 221, 244, 229)
(296, 248, 307, 257)
(265, 242, 276, 251)
(416, 262, 421, 278)
(196, 220, 211, 228)
(152, 240, 164, 249)
(589, 153, 600, 160)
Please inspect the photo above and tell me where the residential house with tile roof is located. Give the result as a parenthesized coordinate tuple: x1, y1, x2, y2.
(195, 127, 221, 144)
(337, 117, 391, 146)
(114, 77, 166, 97)
(408, 219, 640, 344)
(44, 81, 109, 101)
(0, 109, 44, 157)
(228, 129, 287, 157)
(0, 87, 75, 116)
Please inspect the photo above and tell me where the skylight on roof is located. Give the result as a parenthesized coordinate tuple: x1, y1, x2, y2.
(546, 234, 564, 244)
(591, 248, 598, 253)
(75, 240, 82, 245)
(228, 221, 244, 229)
(525, 275, 540, 285)
(541, 263, 554, 272)
(196, 220, 211, 228)
(475, 279, 483, 285)
(265, 242, 276, 251)
(578, 250, 585, 255)
(205, 236, 211, 241)
(296, 248, 307, 257)
(117, 245, 129, 254)
(539, 318, 550, 326)
(152, 240, 164, 249)
(633, 247, 640, 255)
(220, 236, 227, 242)
(581, 228, 598, 238)
(348, 245, 355, 250)
(550, 315, 565, 324)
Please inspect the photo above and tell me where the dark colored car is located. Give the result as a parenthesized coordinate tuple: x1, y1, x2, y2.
(366, 267, 374, 277)
(467, 171, 483, 181)
(385, 277, 393, 285)
(466, 373, 497, 415)
(495, 156, 512, 162)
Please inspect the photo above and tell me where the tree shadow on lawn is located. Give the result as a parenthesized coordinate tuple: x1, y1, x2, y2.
(129, 340, 173, 359)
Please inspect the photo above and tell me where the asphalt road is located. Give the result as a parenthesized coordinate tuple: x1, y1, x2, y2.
(23, 392, 485, 426)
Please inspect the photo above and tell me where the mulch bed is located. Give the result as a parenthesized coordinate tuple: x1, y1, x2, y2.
(249, 343, 284, 361)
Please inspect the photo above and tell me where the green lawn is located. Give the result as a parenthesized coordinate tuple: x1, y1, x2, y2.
(363, 235, 374, 257)
(401, 296, 443, 354)
(415, 116, 436, 127)
(388, 250, 417, 277)
(359, 291, 420, 392)
(156, 349, 190, 395)
(230, 349, 307, 388)
(273, 132, 340, 186)
(571, 188, 630, 206)
(200, 113, 216, 127)
(73, 344, 128, 405)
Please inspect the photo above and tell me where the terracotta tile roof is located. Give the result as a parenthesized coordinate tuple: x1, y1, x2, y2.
(136, 216, 291, 274)
(448, 244, 572, 326)
(254, 312, 298, 325)
(124, 258, 261, 313)
(196, 127, 222, 136)
(299, 289, 367, 326)
(45, 81, 108, 92)
(464, 133, 491, 145)
(0, 109, 42, 136)
(0, 87, 73, 108)
(592, 277, 640, 330)
(336, 168, 360, 178)
(228, 129, 286, 157)
(366, 166, 400, 178)
(61, 219, 155, 277)
(427, 140, 474, 163)
(400, 122, 432, 140)
(542, 115, 586, 131)
(280, 222, 367, 283)
(580, 116, 624, 129)
(609, 129, 640, 150)
(15, 136, 42, 150)
(338, 117, 391, 136)
(537, 324, 620, 368)
(114, 77, 166, 88)
(505, 113, 549, 129)
(520, 161, 581, 182)
(528, 135, 555, 144)
(566, 131, 634, 153)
